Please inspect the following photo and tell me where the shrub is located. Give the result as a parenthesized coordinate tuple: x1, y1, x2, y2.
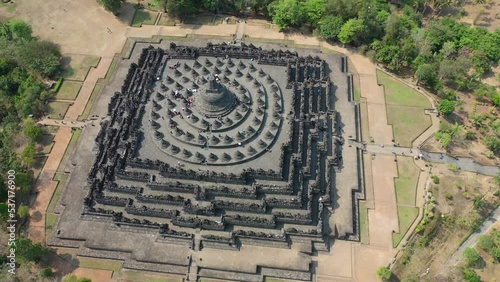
(485, 136, 500, 155)
(64, 275, 93, 282)
(477, 235, 495, 252)
(365, 50, 376, 63)
(358, 45, 369, 55)
(39, 268, 53, 278)
(463, 247, 481, 267)
(492, 247, 500, 261)
(465, 131, 476, 140)
(445, 192, 453, 200)
(432, 175, 440, 184)
(448, 163, 459, 172)
(53, 77, 63, 93)
(376, 266, 392, 281)
(438, 99, 455, 115)
(458, 8, 468, 18)
(463, 268, 481, 282)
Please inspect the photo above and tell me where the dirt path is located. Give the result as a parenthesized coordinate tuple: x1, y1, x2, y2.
(28, 127, 72, 243)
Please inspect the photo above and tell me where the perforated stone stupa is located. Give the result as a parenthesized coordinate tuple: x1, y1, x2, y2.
(195, 77, 236, 117)
(49, 41, 365, 282)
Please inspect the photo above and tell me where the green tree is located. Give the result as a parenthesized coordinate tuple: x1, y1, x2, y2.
(300, 0, 326, 29)
(17, 204, 29, 219)
(0, 202, 8, 220)
(376, 266, 392, 281)
(477, 235, 495, 252)
(462, 268, 481, 282)
(15, 237, 48, 263)
(203, 0, 222, 13)
(463, 247, 481, 267)
(438, 99, 455, 115)
(39, 268, 53, 278)
(491, 247, 500, 261)
(268, 0, 304, 29)
(485, 136, 500, 155)
(23, 117, 43, 142)
(0, 178, 7, 202)
(152, 0, 169, 12)
(64, 275, 93, 282)
(338, 18, 365, 45)
(165, 0, 199, 18)
(15, 172, 32, 198)
(21, 142, 36, 167)
(251, 0, 272, 14)
(98, 0, 122, 14)
(1, 19, 33, 42)
(415, 63, 436, 87)
(16, 40, 61, 78)
(320, 16, 344, 41)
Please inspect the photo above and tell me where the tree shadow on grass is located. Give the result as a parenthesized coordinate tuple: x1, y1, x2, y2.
(116, 2, 136, 26)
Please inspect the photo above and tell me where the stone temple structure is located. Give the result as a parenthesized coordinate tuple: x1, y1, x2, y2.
(49, 41, 365, 281)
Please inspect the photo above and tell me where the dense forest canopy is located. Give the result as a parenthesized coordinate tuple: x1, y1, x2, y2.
(0, 19, 61, 207)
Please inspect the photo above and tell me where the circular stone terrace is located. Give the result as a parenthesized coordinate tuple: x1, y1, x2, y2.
(138, 56, 290, 167)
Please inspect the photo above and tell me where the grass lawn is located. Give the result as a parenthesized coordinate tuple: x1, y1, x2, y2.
(113, 269, 183, 282)
(394, 156, 420, 206)
(360, 101, 370, 142)
(1, 2, 17, 13)
(132, 10, 158, 27)
(193, 35, 234, 41)
(78, 258, 123, 271)
(359, 201, 370, 244)
(386, 105, 432, 147)
(54, 81, 82, 100)
(244, 37, 285, 44)
(57, 129, 81, 172)
(392, 206, 419, 247)
(44, 125, 59, 134)
(265, 278, 289, 282)
(377, 70, 430, 108)
(157, 14, 177, 26)
(347, 59, 361, 101)
(47, 101, 72, 119)
(377, 70, 432, 146)
(32, 156, 48, 180)
(37, 134, 55, 155)
(320, 48, 342, 55)
(45, 213, 58, 240)
(184, 15, 214, 25)
(47, 173, 69, 213)
(78, 83, 102, 121)
(62, 55, 100, 81)
(157, 35, 192, 41)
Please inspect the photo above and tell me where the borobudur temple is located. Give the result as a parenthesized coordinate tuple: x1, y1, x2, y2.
(49, 40, 365, 281)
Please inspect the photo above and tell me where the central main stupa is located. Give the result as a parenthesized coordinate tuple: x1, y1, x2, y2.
(195, 76, 236, 117)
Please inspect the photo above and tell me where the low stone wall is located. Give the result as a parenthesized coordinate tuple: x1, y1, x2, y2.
(123, 259, 188, 275)
(198, 267, 261, 282)
(78, 246, 132, 260)
(261, 267, 311, 281)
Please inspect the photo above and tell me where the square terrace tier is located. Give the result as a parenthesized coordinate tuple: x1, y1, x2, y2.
(50, 40, 365, 281)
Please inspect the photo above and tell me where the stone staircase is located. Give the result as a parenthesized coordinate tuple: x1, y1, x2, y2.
(187, 232, 201, 281)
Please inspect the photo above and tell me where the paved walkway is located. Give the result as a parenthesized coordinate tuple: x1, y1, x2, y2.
(235, 20, 245, 40)
(348, 141, 500, 176)
(28, 127, 72, 243)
